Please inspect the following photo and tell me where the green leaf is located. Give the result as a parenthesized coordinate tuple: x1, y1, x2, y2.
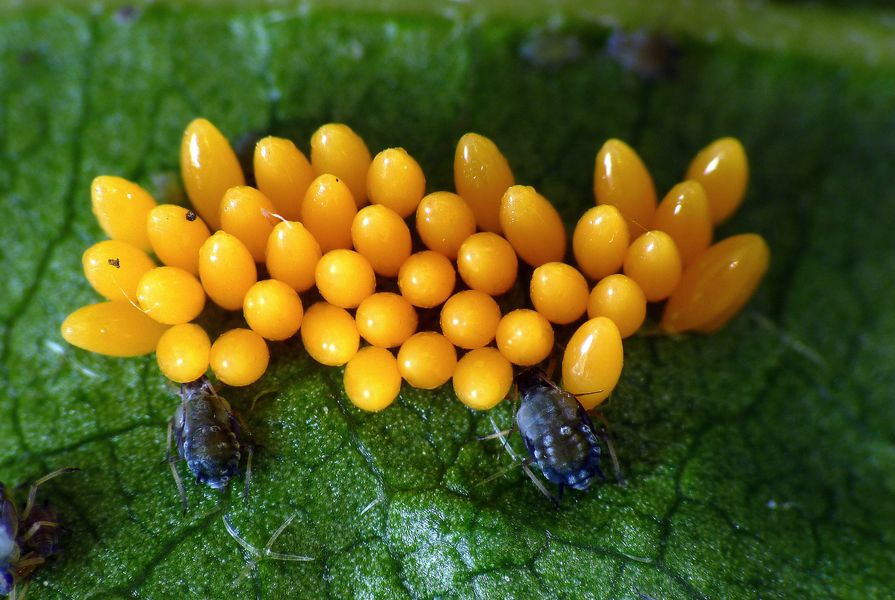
(2, 3, 894, 598)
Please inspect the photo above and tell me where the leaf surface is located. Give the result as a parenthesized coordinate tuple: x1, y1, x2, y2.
(1, 4, 894, 599)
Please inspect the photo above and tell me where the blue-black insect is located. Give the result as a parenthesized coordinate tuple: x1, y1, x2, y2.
(606, 28, 679, 81)
(484, 367, 621, 504)
(1, 468, 77, 599)
(166, 376, 255, 512)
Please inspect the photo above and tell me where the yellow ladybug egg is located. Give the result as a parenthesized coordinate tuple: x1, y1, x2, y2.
(594, 139, 656, 237)
(440, 290, 501, 350)
(456, 232, 518, 296)
(156, 323, 211, 383)
(356, 292, 418, 348)
(685, 137, 748, 225)
(343, 347, 402, 412)
(561, 317, 623, 410)
(220, 186, 277, 262)
(495, 309, 554, 366)
(301, 174, 357, 253)
(572, 205, 630, 281)
(623, 230, 682, 302)
(198, 231, 258, 310)
(310, 123, 371, 208)
(367, 147, 426, 218)
(315, 249, 376, 309)
(265, 221, 322, 293)
(587, 274, 647, 339)
(91, 176, 157, 251)
(499, 185, 566, 267)
(453, 347, 513, 411)
(136, 266, 206, 325)
(243, 279, 304, 341)
(397, 251, 456, 308)
(415, 191, 476, 260)
(530, 262, 589, 325)
(147, 204, 211, 275)
(82, 240, 155, 302)
(180, 118, 245, 230)
(254, 136, 314, 221)
(209, 328, 269, 387)
(397, 332, 457, 389)
(61, 301, 170, 357)
(351, 204, 412, 277)
(300, 302, 360, 366)
(652, 180, 713, 265)
(454, 132, 514, 233)
(661, 233, 770, 334)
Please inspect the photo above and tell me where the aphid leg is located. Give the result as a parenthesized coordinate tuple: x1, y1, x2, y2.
(261, 515, 313, 562)
(557, 484, 565, 503)
(488, 415, 521, 463)
(590, 411, 624, 485)
(480, 380, 519, 442)
(751, 312, 827, 369)
(13, 555, 45, 571)
(358, 495, 384, 518)
(10, 580, 29, 600)
(521, 460, 559, 507)
(228, 411, 257, 505)
(475, 459, 527, 487)
(544, 354, 557, 380)
(18, 520, 60, 544)
(223, 514, 313, 582)
(243, 445, 254, 506)
(478, 428, 513, 441)
(202, 378, 221, 399)
(166, 417, 188, 513)
(21, 467, 78, 522)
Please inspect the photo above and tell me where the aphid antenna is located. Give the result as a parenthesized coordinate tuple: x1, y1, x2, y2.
(107, 268, 153, 315)
(628, 216, 650, 236)
(261, 208, 288, 224)
(248, 388, 279, 414)
(750, 312, 828, 369)
(488, 415, 522, 463)
(21, 467, 79, 522)
(619, 551, 652, 563)
(632, 325, 667, 338)
(223, 515, 313, 583)
(589, 411, 625, 485)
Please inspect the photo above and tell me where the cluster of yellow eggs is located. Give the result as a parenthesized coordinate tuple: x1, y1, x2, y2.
(61, 118, 769, 413)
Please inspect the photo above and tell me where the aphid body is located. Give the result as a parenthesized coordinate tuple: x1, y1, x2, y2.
(0, 469, 76, 597)
(515, 368, 605, 493)
(168, 377, 253, 508)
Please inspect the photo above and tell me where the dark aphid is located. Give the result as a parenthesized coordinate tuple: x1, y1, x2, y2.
(606, 28, 679, 81)
(0, 468, 78, 599)
(484, 368, 620, 504)
(166, 376, 254, 512)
